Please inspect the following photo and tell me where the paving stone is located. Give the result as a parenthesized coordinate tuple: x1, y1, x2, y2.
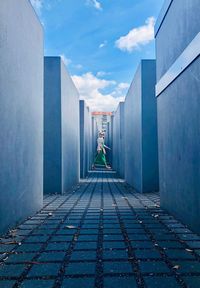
(103, 229, 122, 234)
(104, 261, 133, 274)
(103, 249, 128, 260)
(0, 264, 26, 277)
(56, 229, 76, 235)
(158, 241, 184, 249)
(0, 280, 16, 287)
(104, 241, 126, 249)
(79, 229, 98, 235)
(152, 234, 177, 241)
(74, 241, 97, 250)
(182, 276, 200, 288)
(134, 249, 161, 260)
(165, 249, 195, 259)
(65, 262, 96, 275)
(50, 235, 74, 242)
(82, 224, 98, 229)
(24, 235, 49, 243)
(16, 244, 43, 252)
(172, 261, 200, 273)
(17, 230, 32, 236)
(178, 234, 200, 241)
(126, 228, 146, 234)
(32, 229, 54, 235)
(18, 225, 38, 230)
(103, 224, 121, 229)
(78, 234, 98, 241)
(139, 261, 170, 273)
(61, 277, 95, 288)
(27, 263, 60, 277)
(0, 244, 16, 253)
(187, 241, 200, 249)
(45, 242, 70, 251)
(104, 276, 137, 288)
(71, 250, 96, 261)
(104, 234, 124, 241)
(37, 251, 66, 261)
(6, 252, 36, 263)
(131, 241, 155, 249)
(128, 234, 150, 241)
(194, 249, 200, 256)
(144, 276, 180, 287)
(20, 280, 54, 288)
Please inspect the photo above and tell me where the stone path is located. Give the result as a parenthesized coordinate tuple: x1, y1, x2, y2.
(0, 171, 200, 287)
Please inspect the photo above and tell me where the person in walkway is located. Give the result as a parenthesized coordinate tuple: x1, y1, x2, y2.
(92, 131, 111, 169)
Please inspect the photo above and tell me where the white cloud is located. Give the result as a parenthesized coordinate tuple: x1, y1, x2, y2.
(72, 72, 126, 111)
(99, 41, 107, 49)
(30, 0, 43, 14)
(60, 54, 71, 66)
(115, 17, 155, 52)
(97, 71, 110, 77)
(111, 83, 129, 99)
(86, 0, 102, 10)
(117, 82, 130, 90)
(74, 64, 83, 70)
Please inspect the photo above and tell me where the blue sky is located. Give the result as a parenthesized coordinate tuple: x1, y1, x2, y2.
(30, 0, 165, 111)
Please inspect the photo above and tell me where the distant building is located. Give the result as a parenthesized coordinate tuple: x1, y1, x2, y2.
(92, 112, 113, 132)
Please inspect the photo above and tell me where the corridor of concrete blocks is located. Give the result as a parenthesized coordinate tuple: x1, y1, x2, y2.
(1, 0, 200, 287)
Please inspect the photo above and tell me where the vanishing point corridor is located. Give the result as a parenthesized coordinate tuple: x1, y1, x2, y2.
(0, 171, 200, 288)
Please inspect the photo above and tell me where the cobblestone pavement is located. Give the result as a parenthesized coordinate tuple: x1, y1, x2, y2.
(1, 171, 200, 288)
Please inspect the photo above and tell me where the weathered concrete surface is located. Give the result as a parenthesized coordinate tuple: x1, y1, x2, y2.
(80, 100, 91, 178)
(156, 0, 200, 233)
(124, 60, 159, 193)
(91, 116, 98, 166)
(112, 103, 125, 178)
(0, 0, 43, 233)
(44, 57, 80, 194)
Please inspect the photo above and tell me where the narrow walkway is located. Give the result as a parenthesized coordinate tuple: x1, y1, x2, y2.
(1, 172, 200, 288)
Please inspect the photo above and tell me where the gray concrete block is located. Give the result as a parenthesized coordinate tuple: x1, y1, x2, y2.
(124, 60, 159, 192)
(44, 57, 80, 194)
(0, 0, 43, 233)
(155, 0, 200, 233)
(80, 100, 91, 178)
(112, 103, 125, 178)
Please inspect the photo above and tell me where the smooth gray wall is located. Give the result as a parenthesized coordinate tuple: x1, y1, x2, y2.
(156, 0, 200, 81)
(80, 100, 91, 178)
(112, 103, 125, 178)
(124, 60, 159, 193)
(44, 57, 80, 194)
(156, 0, 200, 233)
(105, 119, 113, 166)
(0, 0, 43, 233)
(44, 58, 61, 193)
(91, 116, 98, 166)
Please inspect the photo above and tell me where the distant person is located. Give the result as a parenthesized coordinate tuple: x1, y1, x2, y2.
(92, 131, 111, 169)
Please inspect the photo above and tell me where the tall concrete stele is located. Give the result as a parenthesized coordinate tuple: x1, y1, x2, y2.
(0, 0, 43, 233)
(112, 102, 125, 178)
(155, 0, 200, 233)
(44, 57, 80, 194)
(80, 100, 92, 178)
(124, 60, 159, 193)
